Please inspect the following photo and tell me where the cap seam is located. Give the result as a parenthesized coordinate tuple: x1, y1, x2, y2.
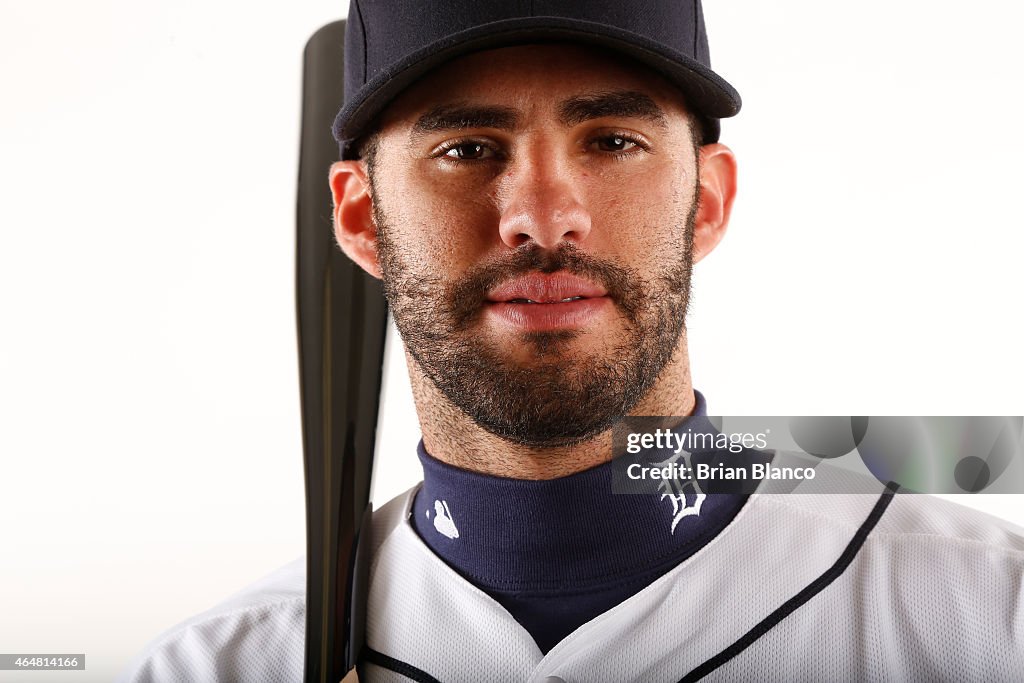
(354, 0, 368, 87)
(693, 0, 700, 58)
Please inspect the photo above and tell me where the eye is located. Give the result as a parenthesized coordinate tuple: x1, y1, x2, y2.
(595, 135, 639, 153)
(587, 131, 651, 157)
(437, 141, 495, 161)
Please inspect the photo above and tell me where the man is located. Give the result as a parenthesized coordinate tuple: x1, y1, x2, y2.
(121, 1, 1024, 681)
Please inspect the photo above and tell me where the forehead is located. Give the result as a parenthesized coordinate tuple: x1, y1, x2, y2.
(375, 43, 692, 131)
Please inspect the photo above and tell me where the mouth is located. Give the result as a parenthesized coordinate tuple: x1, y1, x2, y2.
(485, 273, 611, 330)
(505, 296, 588, 304)
(486, 272, 608, 304)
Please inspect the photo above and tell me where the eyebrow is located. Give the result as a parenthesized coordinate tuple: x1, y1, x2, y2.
(558, 90, 668, 129)
(408, 89, 668, 142)
(411, 104, 520, 137)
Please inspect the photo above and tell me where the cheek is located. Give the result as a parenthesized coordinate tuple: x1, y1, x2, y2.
(583, 162, 695, 265)
(385, 170, 500, 276)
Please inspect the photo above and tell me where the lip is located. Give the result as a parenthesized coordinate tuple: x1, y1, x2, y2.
(485, 273, 611, 331)
(486, 297, 611, 331)
(487, 273, 608, 303)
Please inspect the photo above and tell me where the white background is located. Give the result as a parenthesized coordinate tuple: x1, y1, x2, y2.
(1, 1, 1022, 681)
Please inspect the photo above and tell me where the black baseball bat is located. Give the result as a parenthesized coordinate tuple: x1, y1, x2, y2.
(297, 19, 389, 683)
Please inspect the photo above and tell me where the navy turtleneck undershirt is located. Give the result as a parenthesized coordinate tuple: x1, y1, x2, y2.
(409, 391, 756, 654)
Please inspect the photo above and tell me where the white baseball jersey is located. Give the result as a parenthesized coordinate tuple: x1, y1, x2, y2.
(119, 476, 1024, 682)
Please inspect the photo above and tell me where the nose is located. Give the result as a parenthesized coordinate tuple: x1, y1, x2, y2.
(497, 154, 592, 249)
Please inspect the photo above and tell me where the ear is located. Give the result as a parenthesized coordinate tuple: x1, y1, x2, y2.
(691, 143, 737, 264)
(329, 160, 381, 279)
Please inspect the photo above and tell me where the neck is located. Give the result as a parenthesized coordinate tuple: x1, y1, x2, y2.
(408, 334, 695, 480)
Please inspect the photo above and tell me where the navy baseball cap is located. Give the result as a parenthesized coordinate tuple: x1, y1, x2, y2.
(332, 0, 741, 159)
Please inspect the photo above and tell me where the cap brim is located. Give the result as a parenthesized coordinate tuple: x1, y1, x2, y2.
(334, 16, 741, 157)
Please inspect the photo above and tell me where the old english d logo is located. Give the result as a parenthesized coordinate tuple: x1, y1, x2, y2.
(662, 491, 706, 534)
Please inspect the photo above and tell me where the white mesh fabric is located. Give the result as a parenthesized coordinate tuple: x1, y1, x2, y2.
(117, 486, 1024, 682)
(714, 500, 1024, 681)
(117, 559, 306, 683)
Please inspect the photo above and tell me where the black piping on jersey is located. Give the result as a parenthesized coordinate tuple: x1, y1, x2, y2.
(358, 482, 900, 683)
(361, 646, 442, 683)
(679, 481, 901, 682)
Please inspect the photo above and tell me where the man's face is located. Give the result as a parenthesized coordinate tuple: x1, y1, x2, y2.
(366, 44, 702, 448)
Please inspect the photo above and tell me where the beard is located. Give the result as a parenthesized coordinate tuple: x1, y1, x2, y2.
(373, 196, 697, 449)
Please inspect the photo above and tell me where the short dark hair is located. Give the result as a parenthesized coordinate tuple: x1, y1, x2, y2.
(352, 128, 379, 173)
